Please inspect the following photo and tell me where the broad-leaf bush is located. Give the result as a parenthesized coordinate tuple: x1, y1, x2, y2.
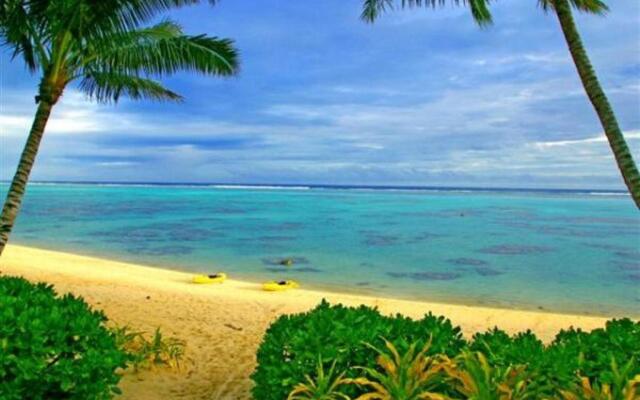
(0, 276, 127, 399)
(252, 300, 640, 400)
(550, 319, 640, 385)
(251, 300, 465, 399)
(470, 329, 564, 392)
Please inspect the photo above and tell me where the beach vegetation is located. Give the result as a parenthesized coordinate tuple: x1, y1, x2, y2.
(550, 319, 640, 386)
(287, 358, 352, 400)
(559, 373, 640, 400)
(360, 0, 640, 208)
(439, 351, 539, 399)
(0, 275, 127, 399)
(112, 325, 186, 372)
(348, 338, 449, 400)
(252, 300, 465, 399)
(253, 301, 640, 400)
(0, 0, 240, 255)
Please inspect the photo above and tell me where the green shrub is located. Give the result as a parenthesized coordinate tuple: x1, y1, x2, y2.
(470, 328, 565, 394)
(0, 276, 127, 400)
(251, 300, 465, 400)
(468, 319, 640, 396)
(253, 300, 640, 400)
(550, 318, 640, 386)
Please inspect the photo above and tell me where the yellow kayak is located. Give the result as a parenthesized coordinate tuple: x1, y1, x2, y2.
(192, 273, 227, 284)
(262, 280, 299, 292)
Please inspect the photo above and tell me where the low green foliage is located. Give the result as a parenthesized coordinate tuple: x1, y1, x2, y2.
(0, 275, 127, 400)
(252, 300, 465, 400)
(441, 350, 539, 399)
(113, 326, 185, 372)
(350, 338, 447, 400)
(287, 358, 352, 400)
(559, 373, 640, 400)
(470, 329, 562, 392)
(550, 319, 640, 385)
(252, 301, 640, 400)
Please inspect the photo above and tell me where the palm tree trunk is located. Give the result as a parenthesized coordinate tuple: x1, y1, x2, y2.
(553, 0, 640, 208)
(0, 100, 55, 256)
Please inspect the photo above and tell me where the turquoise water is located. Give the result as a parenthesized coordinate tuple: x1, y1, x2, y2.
(2, 183, 639, 317)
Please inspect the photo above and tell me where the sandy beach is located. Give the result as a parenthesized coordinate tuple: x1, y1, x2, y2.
(0, 244, 612, 399)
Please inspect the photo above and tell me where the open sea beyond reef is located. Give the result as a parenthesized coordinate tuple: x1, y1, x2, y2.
(2, 182, 639, 317)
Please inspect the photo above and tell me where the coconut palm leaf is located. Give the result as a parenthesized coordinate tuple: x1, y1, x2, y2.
(0, 0, 239, 254)
(79, 72, 182, 103)
(361, 0, 493, 26)
(538, 0, 607, 14)
(360, 0, 640, 207)
(84, 21, 238, 77)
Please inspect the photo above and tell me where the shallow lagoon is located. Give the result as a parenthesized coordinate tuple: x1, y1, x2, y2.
(4, 183, 639, 317)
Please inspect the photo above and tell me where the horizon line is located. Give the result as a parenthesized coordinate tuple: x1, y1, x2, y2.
(0, 180, 629, 194)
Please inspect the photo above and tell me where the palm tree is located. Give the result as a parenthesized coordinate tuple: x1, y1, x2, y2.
(0, 0, 239, 255)
(361, 0, 640, 208)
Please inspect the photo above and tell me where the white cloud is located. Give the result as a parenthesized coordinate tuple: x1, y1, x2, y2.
(533, 131, 640, 149)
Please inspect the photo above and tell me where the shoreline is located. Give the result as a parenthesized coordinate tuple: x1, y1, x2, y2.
(11, 240, 634, 319)
(0, 245, 619, 399)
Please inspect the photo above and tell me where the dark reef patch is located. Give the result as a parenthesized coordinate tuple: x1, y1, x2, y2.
(266, 222, 304, 232)
(360, 231, 400, 247)
(447, 258, 488, 266)
(68, 239, 90, 245)
(125, 245, 193, 256)
(262, 256, 310, 266)
(171, 228, 216, 242)
(88, 227, 164, 243)
(584, 243, 629, 251)
(88, 224, 221, 244)
(208, 206, 251, 215)
(491, 206, 536, 215)
(399, 208, 486, 219)
(256, 235, 296, 243)
(550, 215, 639, 226)
(359, 262, 375, 268)
(535, 226, 600, 237)
(478, 245, 552, 255)
(387, 271, 461, 281)
(406, 232, 445, 243)
(615, 261, 640, 272)
(474, 266, 504, 276)
(355, 281, 371, 286)
(499, 221, 535, 230)
(626, 273, 640, 282)
(237, 236, 295, 244)
(265, 266, 321, 273)
(614, 250, 640, 260)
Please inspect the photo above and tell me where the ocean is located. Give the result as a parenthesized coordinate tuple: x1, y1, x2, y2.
(1, 182, 638, 317)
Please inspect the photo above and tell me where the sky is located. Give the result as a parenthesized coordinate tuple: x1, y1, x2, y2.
(1, 0, 639, 189)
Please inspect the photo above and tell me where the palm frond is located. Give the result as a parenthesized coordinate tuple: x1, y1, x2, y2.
(107, 0, 201, 31)
(79, 72, 182, 103)
(0, 0, 40, 71)
(361, 0, 493, 26)
(86, 20, 239, 77)
(538, 0, 609, 15)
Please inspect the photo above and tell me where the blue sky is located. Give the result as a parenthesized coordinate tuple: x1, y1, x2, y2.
(1, 0, 639, 189)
